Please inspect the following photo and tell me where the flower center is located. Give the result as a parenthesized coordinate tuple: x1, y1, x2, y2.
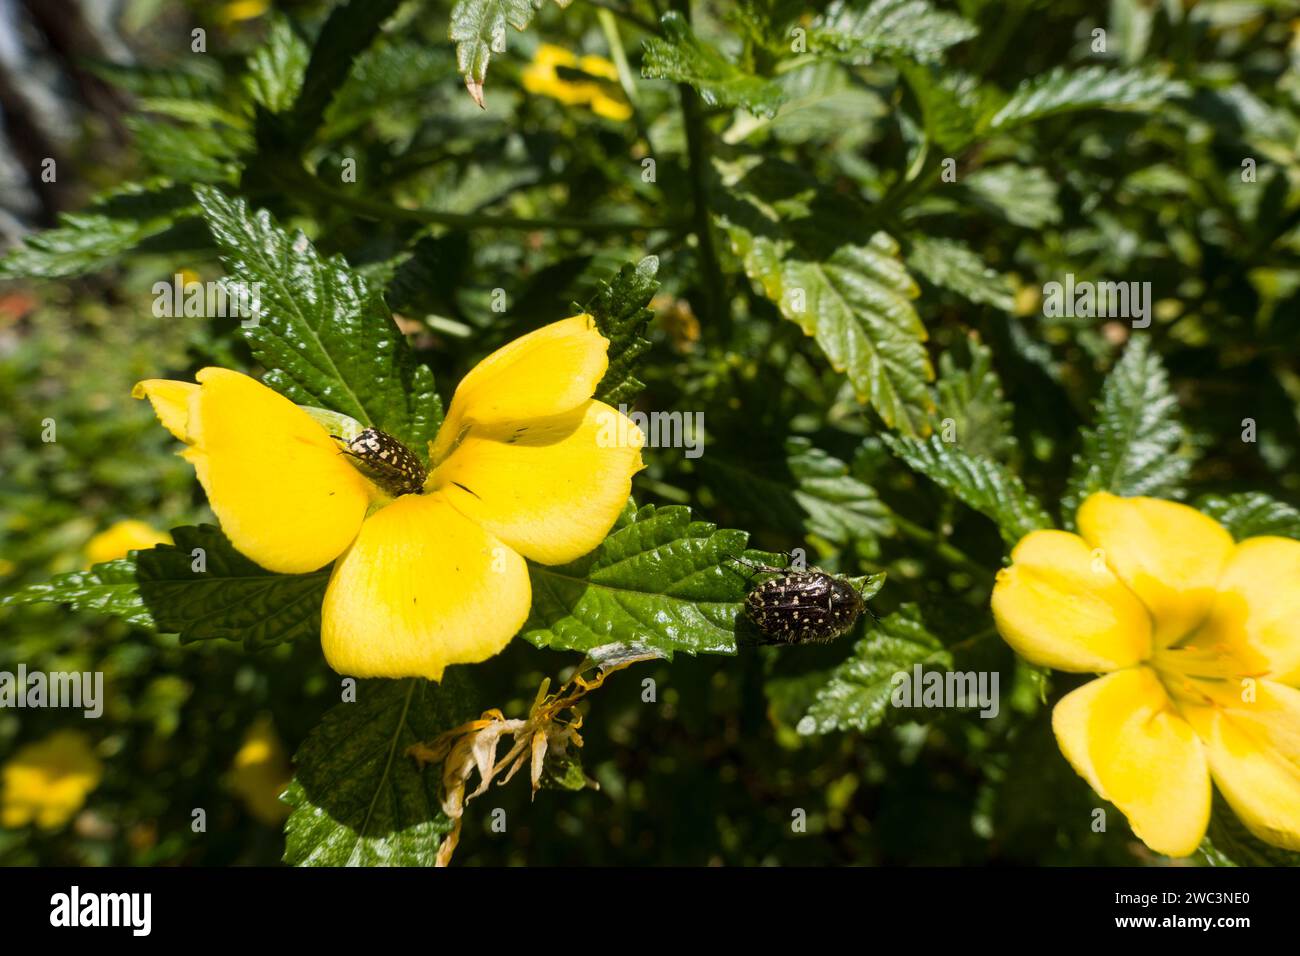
(332, 427, 428, 498)
(1149, 630, 1265, 710)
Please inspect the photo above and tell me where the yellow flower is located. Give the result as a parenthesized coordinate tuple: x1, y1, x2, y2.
(217, 0, 269, 24)
(521, 44, 634, 122)
(85, 520, 173, 566)
(134, 316, 644, 680)
(1, 730, 103, 829)
(229, 715, 292, 825)
(992, 492, 1300, 856)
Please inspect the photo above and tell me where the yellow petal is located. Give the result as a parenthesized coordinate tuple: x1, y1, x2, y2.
(1183, 680, 1300, 851)
(1198, 536, 1300, 685)
(133, 378, 198, 441)
(535, 44, 577, 68)
(1053, 668, 1210, 857)
(1077, 492, 1234, 646)
(432, 316, 609, 463)
(991, 530, 1152, 672)
(590, 93, 634, 121)
(229, 715, 291, 826)
(578, 54, 620, 81)
(0, 730, 103, 830)
(321, 494, 531, 681)
(431, 400, 643, 565)
(184, 368, 373, 573)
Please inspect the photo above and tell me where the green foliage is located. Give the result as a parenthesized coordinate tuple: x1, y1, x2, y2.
(0, 183, 201, 279)
(284, 675, 473, 866)
(244, 16, 309, 114)
(961, 165, 1061, 229)
(1063, 336, 1190, 518)
(3, 526, 329, 650)
(522, 502, 758, 657)
(906, 235, 1014, 311)
(642, 12, 785, 117)
(930, 334, 1015, 462)
(715, 158, 934, 434)
(799, 604, 950, 734)
(809, 0, 976, 64)
(586, 256, 658, 406)
(451, 0, 550, 104)
(884, 435, 1051, 547)
(1196, 493, 1300, 541)
(289, 0, 407, 139)
(2, 560, 156, 631)
(984, 66, 1188, 133)
(701, 438, 894, 549)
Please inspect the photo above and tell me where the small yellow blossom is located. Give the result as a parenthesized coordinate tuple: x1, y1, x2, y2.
(135, 316, 644, 680)
(992, 492, 1300, 856)
(229, 715, 292, 825)
(85, 520, 173, 566)
(521, 44, 633, 122)
(1, 730, 103, 830)
(218, 0, 269, 25)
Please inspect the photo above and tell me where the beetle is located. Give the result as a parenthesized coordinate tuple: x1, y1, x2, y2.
(331, 427, 427, 497)
(730, 556, 874, 646)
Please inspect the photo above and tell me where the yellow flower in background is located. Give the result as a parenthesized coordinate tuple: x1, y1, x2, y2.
(84, 520, 173, 566)
(1, 730, 103, 829)
(521, 44, 634, 121)
(229, 715, 292, 825)
(992, 492, 1300, 856)
(217, 0, 270, 25)
(135, 316, 644, 681)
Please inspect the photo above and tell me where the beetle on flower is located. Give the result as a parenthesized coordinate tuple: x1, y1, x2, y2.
(134, 315, 645, 681)
(992, 492, 1300, 856)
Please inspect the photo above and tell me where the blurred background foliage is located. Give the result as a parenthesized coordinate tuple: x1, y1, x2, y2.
(1, 0, 1299, 865)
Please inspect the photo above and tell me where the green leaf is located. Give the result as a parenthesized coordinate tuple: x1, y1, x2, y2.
(127, 117, 243, 183)
(0, 182, 200, 279)
(897, 63, 986, 152)
(194, 185, 442, 453)
(86, 58, 225, 100)
(906, 235, 1014, 311)
(799, 604, 952, 734)
(323, 42, 457, 137)
(984, 66, 1188, 133)
(2, 561, 156, 630)
(2, 526, 328, 650)
(289, 0, 405, 139)
(1063, 337, 1190, 518)
(883, 434, 1052, 547)
(450, 0, 542, 106)
(584, 256, 659, 407)
(700, 437, 895, 548)
(138, 526, 327, 649)
(714, 157, 934, 435)
(810, 0, 977, 64)
(642, 12, 785, 118)
(245, 16, 310, 114)
(1196, 492, 1300, 541)
(962, 165, 1061, 229)
(930, 333, 1016, 462)
(522, 502, 759, 657)
(284, 674, 475, 866)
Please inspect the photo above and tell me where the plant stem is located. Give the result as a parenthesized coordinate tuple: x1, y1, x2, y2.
(276, 167, 679, 234)
(584, 0, 659, 35)
(672, 0, 726, 328)
(891, 513, 996, 587)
